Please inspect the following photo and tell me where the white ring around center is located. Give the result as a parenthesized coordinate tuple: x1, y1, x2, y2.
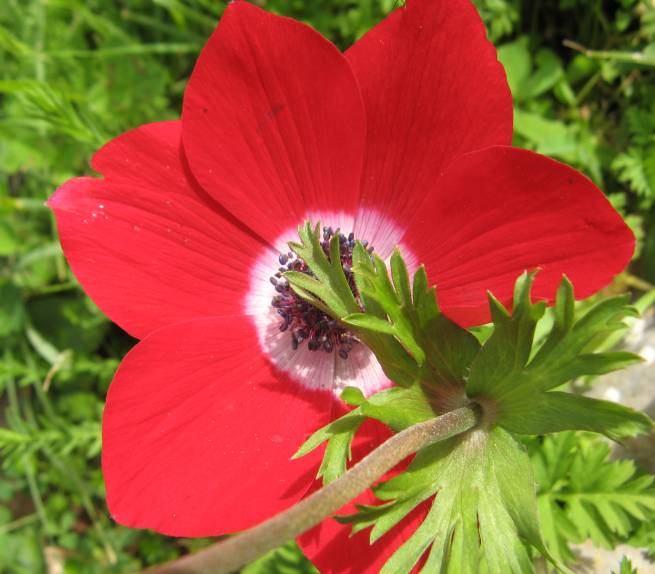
(245, 209, 417, 398)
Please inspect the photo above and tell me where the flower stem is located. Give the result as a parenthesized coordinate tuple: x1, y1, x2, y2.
(143, 405, 479, 574)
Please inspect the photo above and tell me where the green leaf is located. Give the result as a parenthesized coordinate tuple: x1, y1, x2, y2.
(498, 37, 531, 97)
(294, 384, 438, 484)
(287, 224, 420, 387)
(292, 412, 364, 460)
(340, 386, 366, 407)
(467, 275, 652, 439)
(613, 557, 638, 574)
(409, 266, 482, 388)
(286, 222, 360, 318)
(589, 288, 655, 356)
(343, 427, 557, 574)
(613, 147, 655, 205)
(242, 541, 317, 574)
(359, 385, 436, 432)
(531, 433, 655, 563)
(352, 248, 426, 364)
(27, 295, 108, 354)
(499, 38, 564, 101)
(351, 249, 479, 393)
(466, 272, 545, 397)
(318, 428, 358, 485)
(501, 392, 651, 441)
(343, 313, 397, 335)
(523, 49, 564, 100)
(335, 500, 399, 538)
(286, 225, 477, 397)
(389, 249, 413, 308)
(284, 271, 335, 316)
(0, 280, 25, 338)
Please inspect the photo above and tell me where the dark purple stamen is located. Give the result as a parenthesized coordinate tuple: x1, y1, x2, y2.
(270, 227, 373, 359)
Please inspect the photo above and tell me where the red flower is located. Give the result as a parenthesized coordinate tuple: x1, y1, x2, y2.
(49, 0, 633, 568)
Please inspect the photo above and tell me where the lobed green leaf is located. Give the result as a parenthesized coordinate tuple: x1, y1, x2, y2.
(467, 274, 652, 439)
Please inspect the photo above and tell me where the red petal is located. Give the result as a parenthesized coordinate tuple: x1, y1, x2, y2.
(298, 421, 429, 574)
(182, 1, 365, 243)
(403, 147, 635, 326)
(347, 0, 512, 229)
(91, 120, 199, 198)
(49, 121, 268, 339)
(103, 316, 334, 537)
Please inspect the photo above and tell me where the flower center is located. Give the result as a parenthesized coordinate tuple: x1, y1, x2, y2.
(269, 227, 373, 359)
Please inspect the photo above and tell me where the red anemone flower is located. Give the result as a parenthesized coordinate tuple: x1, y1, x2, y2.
(49, 0, 633, 568)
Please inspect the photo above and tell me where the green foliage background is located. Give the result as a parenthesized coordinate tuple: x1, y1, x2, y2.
(0, 0, 653, 572)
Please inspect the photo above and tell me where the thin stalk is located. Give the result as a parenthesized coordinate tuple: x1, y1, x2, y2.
(143, 405, 479, 574)
(0, 513, 38, 534)
(25, 465, 52, 537)
(47, 43, 202, 59)
(563, 39, 655, 67)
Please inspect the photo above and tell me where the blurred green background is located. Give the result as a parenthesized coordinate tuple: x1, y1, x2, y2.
(1, 0, 654, 572)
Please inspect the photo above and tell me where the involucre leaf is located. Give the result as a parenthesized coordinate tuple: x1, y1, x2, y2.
(342, 427, 560, 574)
(467, 275, 652, 439)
